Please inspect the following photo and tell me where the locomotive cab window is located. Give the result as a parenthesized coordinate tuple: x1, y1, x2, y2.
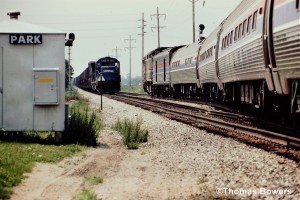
(297, 0, 300, 11)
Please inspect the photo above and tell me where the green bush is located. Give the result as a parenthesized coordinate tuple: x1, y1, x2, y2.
(63, 103, 103, 146)
(0, 186, 11, 200)
(112, 117, 148, 149)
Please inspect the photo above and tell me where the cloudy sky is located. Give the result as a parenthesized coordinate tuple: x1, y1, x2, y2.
(0, 0, 242, 78)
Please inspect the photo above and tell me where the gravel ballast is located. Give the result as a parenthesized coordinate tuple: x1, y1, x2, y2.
(79, 88, 300, 200)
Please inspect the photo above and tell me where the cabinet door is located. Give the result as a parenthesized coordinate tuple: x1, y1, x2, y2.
(34, 71, 59, 105)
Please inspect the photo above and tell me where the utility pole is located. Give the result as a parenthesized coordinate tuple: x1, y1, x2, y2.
(67, 46, 71, 90)
(112, 46, 122, 59)
(124, 35, 136, 87)
(189, 0, 199, 43)
(151, 7, 166, 48)
(138, 13, 146, 60)
(138, 13, 146, 79)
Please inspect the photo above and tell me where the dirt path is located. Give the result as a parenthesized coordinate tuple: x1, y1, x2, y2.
(11, 129, 200, 200)
(10, 130, 127, 200)
(93, 137, 200, 200)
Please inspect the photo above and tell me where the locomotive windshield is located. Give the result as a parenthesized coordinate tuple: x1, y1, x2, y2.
(102, 66, 115, 73)
(99, 62, 116, 66)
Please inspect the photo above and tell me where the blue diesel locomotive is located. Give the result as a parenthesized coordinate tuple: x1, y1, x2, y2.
(74, 56, 121, 94)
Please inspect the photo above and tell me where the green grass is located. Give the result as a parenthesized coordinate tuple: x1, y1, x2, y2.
(121, 85, 146, 94)
(112, 117, 148, 149)
(73, 189, 98, 200)
(0, 140, 84, 199)
(84, 176, 103, 186)
(73, 176, 103, 200)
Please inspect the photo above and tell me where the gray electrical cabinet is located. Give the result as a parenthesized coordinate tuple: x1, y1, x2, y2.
(34, 68, 59, 105)
(0, 12, 66, 132)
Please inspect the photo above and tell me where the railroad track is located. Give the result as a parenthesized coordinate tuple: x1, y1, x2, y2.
(107, 93, 300, 161)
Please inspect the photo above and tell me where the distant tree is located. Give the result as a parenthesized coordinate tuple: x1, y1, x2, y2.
(121, 75, 141, 86)
(132, 76, 142, 85)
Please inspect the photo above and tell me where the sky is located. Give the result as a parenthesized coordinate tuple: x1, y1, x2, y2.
(0, 0, 242, 78)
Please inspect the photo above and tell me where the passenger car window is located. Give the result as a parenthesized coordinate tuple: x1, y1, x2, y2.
(242, 19, 247, 37)
(234, 27, 238, 41)
(247, 15, 252, 33)
(252, 11, 258, 30)
(238, 23, 242, 39)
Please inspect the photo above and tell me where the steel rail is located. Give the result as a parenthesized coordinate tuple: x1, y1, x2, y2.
(108, 94, 300, 148)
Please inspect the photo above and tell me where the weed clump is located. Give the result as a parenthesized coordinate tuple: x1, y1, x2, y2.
(112, 117, 148, 149)
(84, 176, 104, 186)
(73, 189, 97, 200)
(64, 103, 103, 146)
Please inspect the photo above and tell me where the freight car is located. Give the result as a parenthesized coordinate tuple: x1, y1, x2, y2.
(75, 56, 121, 94)
(143, 0, 300, 123)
